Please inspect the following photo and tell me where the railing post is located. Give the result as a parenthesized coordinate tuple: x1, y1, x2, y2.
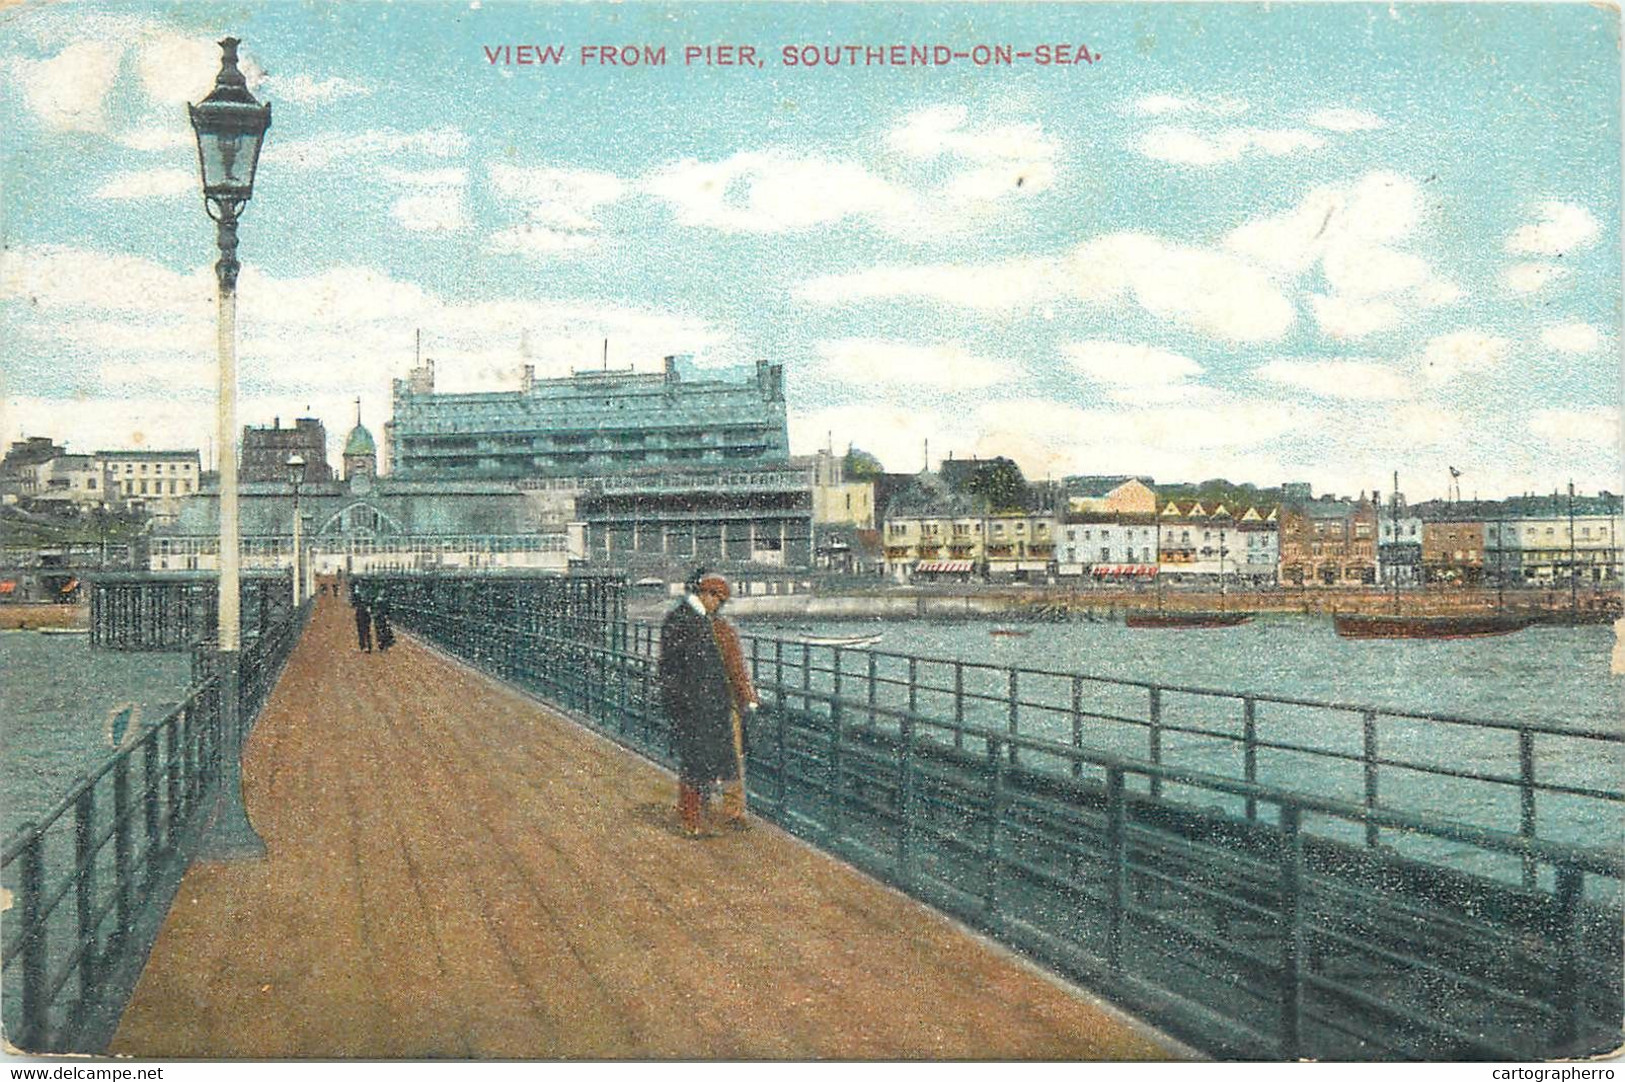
(1362, 711, 1379, 848)
(641, 656, 654, 746)
(1243, 697, 1258, 822)
(144, 730, 161, 863)
(898, 712, 916, 888)
(1278, 805, 1306, 1060)
(1007, 669, 1019, 767)
(1519, 730, 1538, 889)
(868, 651, 879, 730)
(824, 697, 843, 846)
(18, 824, 47, 1051)
(1105, 767, 1127, 971)
(74, 782, 98, 1007)
(113, 756, 133, 947)
(1148, 688, 1163, 800)
(1553, 864, 1584, 1050)
(1070, 676, 1084, 780)
(984, 738, 1006, 932)
(953, 661, 965, 751)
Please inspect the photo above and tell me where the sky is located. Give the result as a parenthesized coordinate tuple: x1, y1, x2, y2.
(1, 0, 1621, 502)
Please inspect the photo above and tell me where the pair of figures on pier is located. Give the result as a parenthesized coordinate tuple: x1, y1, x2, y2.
(658, 570, 758, 837)
(350, 583, 395, 655)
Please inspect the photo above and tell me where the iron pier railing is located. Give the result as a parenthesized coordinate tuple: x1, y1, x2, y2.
(377, 573, 1622, 1061)
(1, 595, 311, 1052)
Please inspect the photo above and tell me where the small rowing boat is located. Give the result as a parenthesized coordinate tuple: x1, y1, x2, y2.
(797, 633, 883, 648)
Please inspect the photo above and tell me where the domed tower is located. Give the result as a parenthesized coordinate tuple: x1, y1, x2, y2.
(342, 398, 377, 481)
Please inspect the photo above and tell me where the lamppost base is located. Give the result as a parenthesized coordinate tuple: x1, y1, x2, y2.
(197, 787, 267, 862)
(196, 650, 266, 862)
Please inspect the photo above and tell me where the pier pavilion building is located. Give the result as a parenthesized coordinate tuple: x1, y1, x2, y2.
(385, 354, 788, 480)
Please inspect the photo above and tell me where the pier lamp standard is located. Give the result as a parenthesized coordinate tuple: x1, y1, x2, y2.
(287, 454, 305, 607)
(191, 37, 271, 860)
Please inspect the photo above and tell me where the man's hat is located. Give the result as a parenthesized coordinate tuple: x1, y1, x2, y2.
(697, 573, 731, 600)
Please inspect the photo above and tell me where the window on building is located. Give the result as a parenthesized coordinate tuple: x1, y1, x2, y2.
(139, 481, 148, 494)
(1101, 547, 1111, 562)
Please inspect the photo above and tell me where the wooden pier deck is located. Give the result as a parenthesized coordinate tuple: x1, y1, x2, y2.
(109, 595, 1180, 1060)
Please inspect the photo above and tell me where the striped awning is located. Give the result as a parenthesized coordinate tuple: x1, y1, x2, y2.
(1091, 564, 1159, 577)
(916, 560, 973, 573)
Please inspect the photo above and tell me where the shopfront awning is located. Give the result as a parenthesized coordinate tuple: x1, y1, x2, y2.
(0, 581, 15, 595)
(60, 578, 80, 594)
(916, 560, 973, 573)
(1091, 564, 1159, 577)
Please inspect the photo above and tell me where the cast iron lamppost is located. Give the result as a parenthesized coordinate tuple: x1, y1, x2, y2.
(191, 37, 271, 859)
(287, 454, 305, 606)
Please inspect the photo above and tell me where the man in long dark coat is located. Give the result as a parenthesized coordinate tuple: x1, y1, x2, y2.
(659, 571, 737, 837)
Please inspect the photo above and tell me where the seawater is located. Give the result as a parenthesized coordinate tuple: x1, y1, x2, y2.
(1, 632, 191, 842)
(745, 612, 1624, 881)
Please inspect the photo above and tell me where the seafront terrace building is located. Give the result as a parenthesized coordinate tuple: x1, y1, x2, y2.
(1057, 513, 1158, 580)
(1477, 494, 1623, 585)
(1155, 501, 1279, 584)
(1278, 495, 1378, 587)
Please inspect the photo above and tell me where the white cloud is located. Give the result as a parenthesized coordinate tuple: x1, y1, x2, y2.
(390, 190, 467, 234)
(1061, 341, 1204, 402)
(1416, 331, 1512, 386)
(133, 32, 222, 105)
(91, 168, 196, 201)
(114, 122, 193, 152)
(4, 246, 730, 400)
(1309, 294, 1401, 339)
(815, 339, 1008, 390)
(796, 258, 1061, 315)
(1137, 125, 1324, 165)
(648, 105, 1053, 240)
(1390, 402, 1466, 445)
(1226, 172, 1456, 340)
(1307, 108, 1383, 132)
(268, 127, 469, 171)
(1528, 407, 1620, 449)
(1068, 234, 1296, 343)
(1256, 359, 1411, 400)
(1130, 94, 1247, 117)
(259, 73, 371, 105)
(646, 151, 911, 235)
(1506, 202, 1600, 256)
(801, 231, 1294, 344)
(1500, 261, 1568, 295)
(1539, 323, 1604, 354)
(886, 104, 1057, 170)
(790, 404, 962, 474)
(8, 40, 122, 132)
(1, 245, 210, 314)
(487, 163, 626, 255)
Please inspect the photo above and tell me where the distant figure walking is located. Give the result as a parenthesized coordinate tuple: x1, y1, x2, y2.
(372, 593, 395, 653)
(352, 588, 372, 653)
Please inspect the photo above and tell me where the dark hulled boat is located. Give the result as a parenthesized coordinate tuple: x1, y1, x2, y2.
(1333, 612, 1529, 640)
(1126, 610, 1251, 629)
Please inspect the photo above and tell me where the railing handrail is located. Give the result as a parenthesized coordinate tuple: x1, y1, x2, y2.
(770, 682, 1625, 880)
